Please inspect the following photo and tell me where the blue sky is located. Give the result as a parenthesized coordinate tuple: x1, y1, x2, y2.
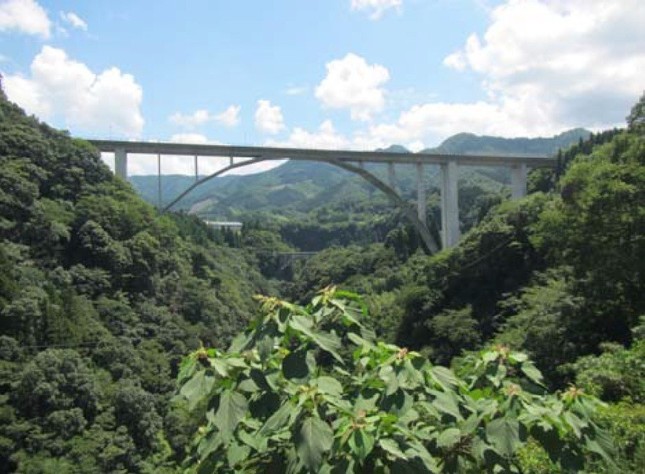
(1, 0, 644, 174)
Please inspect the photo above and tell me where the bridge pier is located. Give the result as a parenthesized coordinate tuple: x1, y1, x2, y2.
(441, 160, 460, 248)
(115, 148, 128, 179)
(157, 153, 162, 209)
(416, 163, 426, 225)
(510, 163, 528, 199)
(388, 162, 396, 191)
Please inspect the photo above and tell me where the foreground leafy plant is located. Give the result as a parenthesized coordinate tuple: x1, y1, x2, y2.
(177, 287, 613, 473)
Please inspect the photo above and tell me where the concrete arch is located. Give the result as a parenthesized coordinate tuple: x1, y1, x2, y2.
(163, 158, 440, 253)
(163, 157, 267, 212)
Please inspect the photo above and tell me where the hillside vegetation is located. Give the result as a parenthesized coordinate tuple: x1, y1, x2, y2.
(0, 82, 643, 473)
(0, 88, 272, 472)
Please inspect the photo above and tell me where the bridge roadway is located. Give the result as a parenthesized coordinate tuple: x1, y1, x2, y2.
(88, 139, 556, 252)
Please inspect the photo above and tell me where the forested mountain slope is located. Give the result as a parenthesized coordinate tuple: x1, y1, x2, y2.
(0, 88, 272, 471)
(1, 79, 642, 472)
(281, 98, 644, 471)
(423, 128, 590, 155)
(171, 114, 642, 472)
(288, 120, 643, 368)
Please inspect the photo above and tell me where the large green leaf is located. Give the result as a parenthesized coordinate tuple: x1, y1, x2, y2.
(197, 429, 224, 460)
(177, 355, 197, 382)
(180, 370, 215, 410)
(226, 441, 250, 468)
(430, 390, 463, 421)
(282, 350, 310, 380)
(379, 365, 399, 396)
(311, 330, 344, 362)
(398, 360, 424, 389)
(406, 441, 440, 473)
(214, 390, 248, 441)
(348, 428, 375, 462)
(437, 427, 461, 448)
(257, 335, 274, 363)
(378, 438, 406, 459)
(520, 361, 544, 385)
(486, 417, 521, 458)
(430, 366, 460, 391)
(259, 399, 294, 436)
(289, 314, 343, 362)
(209, 357, 229, 377)
(289, 314, 315, 334)
(314, 376, 343, 397)
(238, 429, 264, 451)
(563, 411, 586, 438)
(296, 417, 333, 472)
(584, 424, 615, 466)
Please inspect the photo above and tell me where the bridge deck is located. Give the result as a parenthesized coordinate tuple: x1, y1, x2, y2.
(88, 139, 556, 168)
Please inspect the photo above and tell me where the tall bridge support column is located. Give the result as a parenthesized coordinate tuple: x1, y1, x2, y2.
(115, 148, 128, 180)
(388, 162, 397, 191)
(416, 162, 426, 225)
(510, 163, 528, 199)
(157, 153, 162, 209)
(441, 160, 460, 248)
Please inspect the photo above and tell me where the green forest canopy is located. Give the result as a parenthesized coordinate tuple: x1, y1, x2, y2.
(0, 85, 643, 472)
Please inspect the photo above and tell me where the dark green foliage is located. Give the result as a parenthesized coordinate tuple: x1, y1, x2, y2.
(627, 91, 645, 131)
(15, 349, 99, 420)
(423, 306, 480, 365)
(178, 290, 614, 473)
(395, 193, 549, 352)
(590, 403, 645, 473)
(1, 80, 643, 472)
(114, 382, 164, 453)
(572, 341, 645, 403)
(531, 133, 645, 347)
(0, 86, 269, 470)
(289, 121, 643, 393)
(287, 244, 400, 302)
(495, 269, 583, 384)
(570, 318, 645, 404)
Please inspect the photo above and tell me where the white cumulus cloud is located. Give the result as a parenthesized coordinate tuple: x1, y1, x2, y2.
(60, 11, 87, 31)
(315, 53, 390, 121)
(0, 0, 50, 37)
(351, 0, 402, 20)
(170, 105, 240, 129)
(4, 45, 144, 138)
(356, 0, 645, 149)
(169, 109, 211, 128)
(440, 0, 645, 135)
(169, 133, 214, 144)
(255, 99, 285, 134)
(267, 120, 350, 150)
(215, 105, 240, 127)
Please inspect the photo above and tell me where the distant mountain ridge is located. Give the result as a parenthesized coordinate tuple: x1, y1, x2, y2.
(129, 129, 590, 218)
(422, 128, 590, 155)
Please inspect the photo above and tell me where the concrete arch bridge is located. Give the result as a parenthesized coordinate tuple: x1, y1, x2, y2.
(89, 140, 556, 254)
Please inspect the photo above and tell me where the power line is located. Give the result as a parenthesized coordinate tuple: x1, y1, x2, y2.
(16, 340, 105, 350)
